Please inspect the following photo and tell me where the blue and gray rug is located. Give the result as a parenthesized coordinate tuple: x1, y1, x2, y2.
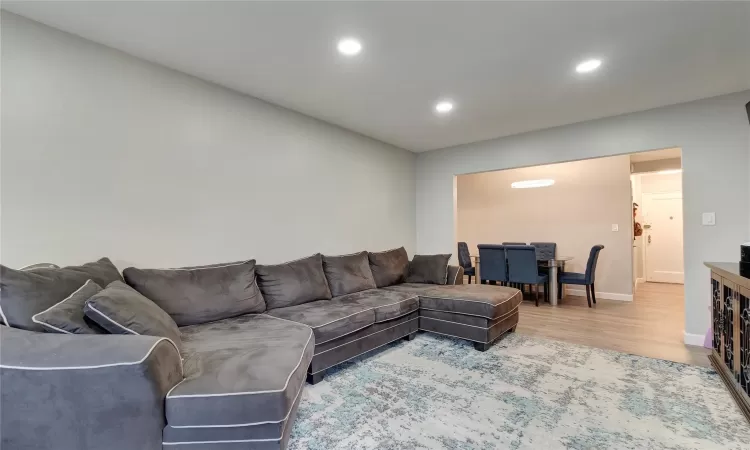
(289, 333, 749, 450)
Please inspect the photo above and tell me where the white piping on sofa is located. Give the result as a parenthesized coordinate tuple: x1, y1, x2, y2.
(163, 260, 252, 271)
(310, 319, 419, 375)
(0, 305, 8, 327)
(168, 372, 306, 429)
(0, 337, 180, 371)
(30, 279, 97, 334)
(314, 316, 418, 356)
(85, 304, 140, 335)
(311, 295, 418, 328)
(167, 325, 313, 398)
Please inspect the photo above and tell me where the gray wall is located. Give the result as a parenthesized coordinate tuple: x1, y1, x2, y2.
(0, 13, 416, 269)
(457, 155, 634, 298)
(417, 90, 750, 342)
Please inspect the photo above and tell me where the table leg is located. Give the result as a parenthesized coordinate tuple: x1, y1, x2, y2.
(475, 260, 480, 285)
(549, 264, 559, 306)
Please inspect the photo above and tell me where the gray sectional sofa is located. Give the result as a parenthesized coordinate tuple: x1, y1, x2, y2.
(1, 247, 521, 450)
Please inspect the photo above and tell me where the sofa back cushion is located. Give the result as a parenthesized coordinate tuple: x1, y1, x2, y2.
(84, 281, 182, 348)
(406, 254, 452, 285)
(123, 260, 265, 326)
(322, 252, 377, 297)
(31, 279, 105, 334)
(367, 247, 409, 287)
(0, 258, 123, 331)
(257, 254, 332, 310)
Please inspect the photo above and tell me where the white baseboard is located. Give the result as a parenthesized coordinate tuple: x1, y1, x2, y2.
(565, 288, 633, 302)
(683, 332, 706, 347)
(635, 277, 645, 285)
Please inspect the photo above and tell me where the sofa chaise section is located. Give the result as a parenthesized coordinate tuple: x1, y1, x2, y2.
(163, 314, 314, 449)
(384, 283, 522, 351)
(0, 325, 182, 450)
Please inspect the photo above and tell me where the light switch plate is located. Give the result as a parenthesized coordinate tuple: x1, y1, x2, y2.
(702, 212, 716, 226)
(611, 224, 619, 232)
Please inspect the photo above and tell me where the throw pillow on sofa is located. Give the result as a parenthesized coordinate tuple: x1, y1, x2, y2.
(367, 247, 409, 287)
(84, 281, 182, 348)
(257, 253, 332, 309)
(31, 279, 105, 334)
(0, 257, 123, 331)
(323, 252, 377, 297)
(406, 254, 452, 285)
(123, 259, 265, 326)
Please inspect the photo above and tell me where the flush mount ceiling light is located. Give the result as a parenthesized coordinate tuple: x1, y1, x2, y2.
(337, 38, 362, 56)
(435, 101, 454, 114)
(575, 58, 602, 74)
(511, 179, 555, 189)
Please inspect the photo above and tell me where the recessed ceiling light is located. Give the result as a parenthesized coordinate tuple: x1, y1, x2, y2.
(435, 101, 454, 114)
(511, 179, 555, 189)
(337, 38, 362, 56)
(576, 59, 602, 74)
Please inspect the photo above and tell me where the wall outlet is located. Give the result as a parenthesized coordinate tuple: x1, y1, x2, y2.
(702, 212, 716, 226)
(611, 224, 619, 232)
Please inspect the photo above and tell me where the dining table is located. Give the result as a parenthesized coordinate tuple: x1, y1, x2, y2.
(469, 255, 574, 306)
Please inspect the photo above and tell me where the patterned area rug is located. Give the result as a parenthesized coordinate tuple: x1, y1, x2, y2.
(288, 333, 749, 450)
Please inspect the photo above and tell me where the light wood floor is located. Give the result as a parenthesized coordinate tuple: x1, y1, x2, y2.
(513, 282, 711, 367)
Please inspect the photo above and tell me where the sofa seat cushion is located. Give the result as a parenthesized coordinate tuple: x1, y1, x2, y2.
(265, 301, 375, 345)
(165, 314, 313, 428)
(332, 289, 419, 323)
(383, 284, 522, 319)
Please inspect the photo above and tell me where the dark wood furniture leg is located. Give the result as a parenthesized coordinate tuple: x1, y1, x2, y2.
(591, 283, 597, 304)
(585, 285, 592, 307)
(404, 332, 417, 341)
(307, 371, 325, 385)
(474, 342, 492, 352)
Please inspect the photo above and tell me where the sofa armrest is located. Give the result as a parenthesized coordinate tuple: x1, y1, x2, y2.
(447, 265, 464, 285)
(1, 326, 183, 450)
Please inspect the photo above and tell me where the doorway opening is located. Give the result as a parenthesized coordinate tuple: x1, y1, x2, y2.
(630, 148, 684, 291)
(454, 147, 704, 365)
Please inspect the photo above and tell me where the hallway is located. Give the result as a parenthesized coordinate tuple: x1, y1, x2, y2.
(515, 282, 710, 367)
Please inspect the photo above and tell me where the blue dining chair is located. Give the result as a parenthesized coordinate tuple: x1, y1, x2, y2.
(531, 242, 560, 299)
(506, 245, 548, 306)
(530, 242, 557, 261)
(457, 242, 476, 284)
(477, 244, 507, 285)
(559, 245, 604, 308)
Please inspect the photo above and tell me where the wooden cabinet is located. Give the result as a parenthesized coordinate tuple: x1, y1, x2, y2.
(706, 262, 750, 422)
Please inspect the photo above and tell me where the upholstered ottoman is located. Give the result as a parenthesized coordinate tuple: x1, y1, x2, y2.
(383, 284, 522, 351)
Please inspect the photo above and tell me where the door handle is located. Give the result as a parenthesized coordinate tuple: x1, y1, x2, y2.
(648, 235, 652, 244)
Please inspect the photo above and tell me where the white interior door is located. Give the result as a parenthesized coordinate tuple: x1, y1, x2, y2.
(642, 192, 684, 284)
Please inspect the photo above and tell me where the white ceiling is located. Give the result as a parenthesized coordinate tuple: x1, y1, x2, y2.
(4, 1, 750, 152)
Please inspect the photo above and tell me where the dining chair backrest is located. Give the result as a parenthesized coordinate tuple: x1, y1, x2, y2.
(457, 242, 472, 270)
(530, 242, 557, 261)
(585, 245, 605, 283)
(502, 242, 526, 245)
(477, 244, 507, 282)
(506, 245, 540, 284)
